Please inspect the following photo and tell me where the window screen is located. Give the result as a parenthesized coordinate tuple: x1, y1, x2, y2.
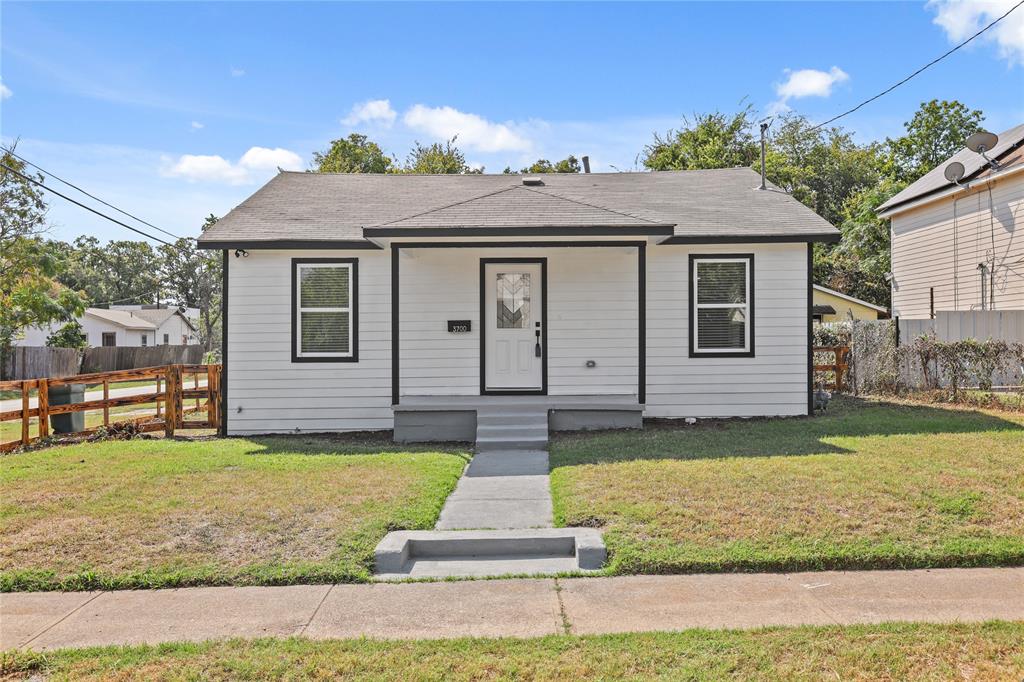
(693, 257, 751, 353)
(295, 263, 354, 358)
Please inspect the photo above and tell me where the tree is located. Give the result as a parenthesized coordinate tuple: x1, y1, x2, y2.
(885, 100, 984, 183)
(46, 320, 88, 350)
(56, 236, 162, 306)
(642, 107, 759, 171)
(401, 137, 479, 174)
(160, 215, 223, 353)
(507, 156, 582, 174)
(764, 115, 883, 227)
(0, 146, 86, 368)
(311, 133, 394, 173)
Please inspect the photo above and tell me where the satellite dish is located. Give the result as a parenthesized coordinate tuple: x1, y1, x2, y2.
(966, 131, 999, 154)
(944, 161, 966, 184)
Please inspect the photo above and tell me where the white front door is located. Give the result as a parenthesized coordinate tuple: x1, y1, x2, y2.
(484, 261, 544, 391)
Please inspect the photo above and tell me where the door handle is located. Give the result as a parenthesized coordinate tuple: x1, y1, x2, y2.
(535, 323, 542, 357)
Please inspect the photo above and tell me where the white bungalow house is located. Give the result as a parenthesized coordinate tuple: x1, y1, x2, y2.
(17, 306, 198, 348)
(197, 168, 840, 440)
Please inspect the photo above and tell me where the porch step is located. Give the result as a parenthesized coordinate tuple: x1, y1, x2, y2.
(476, 407, 549, 451)
(374, 528, 606, 579)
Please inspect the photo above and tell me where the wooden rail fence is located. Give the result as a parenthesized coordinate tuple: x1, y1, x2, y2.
(0, 364, 221, 453)
(814, 346, 850, 392)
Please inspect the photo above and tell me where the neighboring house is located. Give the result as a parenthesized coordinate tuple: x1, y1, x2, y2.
(878, 123, 1024, 319)
(812, 285, 888, 324)
(17, 307, 197, 348)
(197, 168, 840, 438)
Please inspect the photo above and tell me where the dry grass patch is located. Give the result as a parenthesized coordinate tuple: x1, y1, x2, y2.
(3, 622, 1023, 681)
(550, 396, 1024, 573)
(0, 436, 468, 590)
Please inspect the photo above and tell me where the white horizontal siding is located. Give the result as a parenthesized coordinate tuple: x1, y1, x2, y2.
(226, 249, 392, 435)
(891, 173, 1024, 318)
(225, 241, 812, 433)
(645, 243, 809, 419)
(398, 247, 639, 397)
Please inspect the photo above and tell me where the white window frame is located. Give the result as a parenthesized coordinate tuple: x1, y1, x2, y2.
(692, 256, 752, 355)
(295, 262, 354, 359)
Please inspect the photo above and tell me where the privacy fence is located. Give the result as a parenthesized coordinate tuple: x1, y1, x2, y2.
(0, 364, 221, 452)
(1, 345, 204, 380)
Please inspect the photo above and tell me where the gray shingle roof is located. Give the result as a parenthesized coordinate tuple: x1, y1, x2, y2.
(878, 123, 1024, 213)
(197, 167, 839, 246)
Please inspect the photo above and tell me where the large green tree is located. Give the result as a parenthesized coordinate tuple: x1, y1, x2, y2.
(311, 133, 394, 173)
(161, 215, 223, 352)
(401, 137, 479, 174)
(765, 115, 883, 227)
(56, 236, 162, 306)
(885, 99, 984, 184)
(642, 107, 759, 171)
(0, 147, 86, 367)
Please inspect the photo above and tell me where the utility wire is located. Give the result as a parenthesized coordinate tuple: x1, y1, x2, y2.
(809, 0, 1024, 131)
(1, 161, 175, 247)
(1, 146, 186, 241)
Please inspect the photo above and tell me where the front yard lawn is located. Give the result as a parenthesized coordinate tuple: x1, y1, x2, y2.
(550, 396, 1024, 574)
(4, 622, 1022, 680)
(0, 436, 469, 591)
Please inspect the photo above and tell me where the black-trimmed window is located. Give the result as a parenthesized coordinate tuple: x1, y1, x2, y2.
(689, 254, 754, 357)
(292, 258, 359, 362)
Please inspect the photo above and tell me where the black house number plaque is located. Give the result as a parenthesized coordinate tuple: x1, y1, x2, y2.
(447, 320, 471, 333)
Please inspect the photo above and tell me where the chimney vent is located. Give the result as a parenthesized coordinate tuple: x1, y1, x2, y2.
(581, 156, 591, 173)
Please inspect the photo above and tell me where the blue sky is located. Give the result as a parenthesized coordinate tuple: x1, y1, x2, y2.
(2, 1, 1022, 244)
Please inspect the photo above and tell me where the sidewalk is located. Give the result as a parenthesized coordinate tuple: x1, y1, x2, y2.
(2, 568, 1021, 650)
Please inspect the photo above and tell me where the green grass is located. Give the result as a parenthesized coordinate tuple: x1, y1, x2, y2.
(0, 436, 469, 591)
(3, 622, 1023, 681)
(550, 396, 1024, 574)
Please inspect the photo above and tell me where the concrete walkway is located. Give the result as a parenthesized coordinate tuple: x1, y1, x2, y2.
(435, 450, 553, 530)
(3, 568, 1021, 650)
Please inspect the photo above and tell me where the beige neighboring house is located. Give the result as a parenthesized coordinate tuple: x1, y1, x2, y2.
(812, 285, 888, 324)
(17, 307, 198, 348)
(877, 123, 1024, 319)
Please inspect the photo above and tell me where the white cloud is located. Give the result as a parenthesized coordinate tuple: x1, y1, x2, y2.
(930, 0, 1024, 65)
(190, 121, 204, 130)
(403, 104, 533, 153)
(230, 66, 246, 77)
(163, 146, 303, 185)
(776, 66, 849, 101)
(0, 81, 11, 100)
(341, 99, 397, 127)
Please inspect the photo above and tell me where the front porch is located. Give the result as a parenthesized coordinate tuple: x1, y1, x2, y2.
(392, 394, 644, 444)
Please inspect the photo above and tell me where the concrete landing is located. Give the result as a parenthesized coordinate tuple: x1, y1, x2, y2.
(374, 528, 607, 579)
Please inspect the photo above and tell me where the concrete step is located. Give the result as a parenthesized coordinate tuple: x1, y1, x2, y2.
(374, 528, 606, 579)
(476, 424, 549, 440)
(476, 436, 549, 452)
(476, 411, 548, 426)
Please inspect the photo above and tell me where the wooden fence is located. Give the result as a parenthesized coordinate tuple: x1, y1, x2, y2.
(814, 346, 850, 392)
(80, 345, 205, 373)
(1, 347, 81, 381)
(0, 364, 221, 453)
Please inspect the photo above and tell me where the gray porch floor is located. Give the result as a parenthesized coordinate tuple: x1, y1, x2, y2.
(393, 394, 643, 411)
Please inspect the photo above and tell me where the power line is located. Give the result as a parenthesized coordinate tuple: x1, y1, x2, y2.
(1, 146, 186, 241)
(1, 161, 175, 247)
(809, 0, 1024, 131)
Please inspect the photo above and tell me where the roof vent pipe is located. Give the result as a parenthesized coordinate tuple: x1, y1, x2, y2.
(582, 156, 591, 173)
(759, 122, 769, 190)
